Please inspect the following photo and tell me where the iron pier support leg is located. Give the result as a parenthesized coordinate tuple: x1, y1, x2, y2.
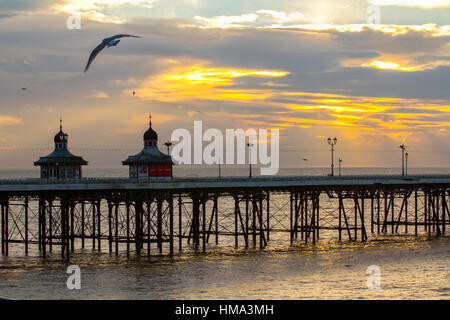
(48, 200, 53, 252)
(354, 195, 358, 241)
(304, 193, 309, 244)
(1, 202, 4, 255)
(436, 192, 441, 236)
(300, 193, 304, 240)
(40, 200, 47, 257)
(391, 193, 395, 234)
(108, 201, 113, 253)
(361, 195, 366, 241)
(66, 202, 71, 259)
(294, 193, 298, 239)
(338, 194, 342, 241)
(403, 192, 407, 234)
(81, 201, 85, 249)
(377, 193, 380, 234)
(259, 197, 264, 248)
(61, 200, 70, 259)
(252, 196, 257, 247)
(245, 197, 249, 248)
(135, 200, 142, 254)
(234, 196, 239, 248)
(24, 197, 29, 255)
(190, 197, 197, 250)
(61, 202, 65, 258)
(178, 195, 182, 251)
(115, 202, 119, 255)
(266, 192, 270, 242)
(312, 194, 316, 245)
(442, 192, 446, 235)
(1, 201, 7, 256)
(424, 192, 428, 233)
(97, 201, 101, 252)
(147, 200, 151, 256)
(70, 202, 75, 253)
(215, 196, 219, 245)
(414, 190, 418, 236)
(202, 198, 206, 252)
(290, 192, 293, 245)
(126, 201, 130, 256)
(370, 194, 374, 234)
(169, 195, 174, 256)
(316, 193, 320, 240)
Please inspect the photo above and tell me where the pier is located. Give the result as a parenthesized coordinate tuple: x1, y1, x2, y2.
(1, 174, 449, 258)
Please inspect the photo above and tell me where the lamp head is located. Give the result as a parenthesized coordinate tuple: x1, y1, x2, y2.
(333, 137, 337, 144)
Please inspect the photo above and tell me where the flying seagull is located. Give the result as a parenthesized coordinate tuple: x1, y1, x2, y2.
(84, 34, 141, 73)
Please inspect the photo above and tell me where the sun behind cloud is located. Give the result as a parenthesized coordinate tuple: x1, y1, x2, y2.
(134, 61, 289, 102)
(367, 60, 415, 71)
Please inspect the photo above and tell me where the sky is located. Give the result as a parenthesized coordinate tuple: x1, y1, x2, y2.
(0, 0, 449, 169)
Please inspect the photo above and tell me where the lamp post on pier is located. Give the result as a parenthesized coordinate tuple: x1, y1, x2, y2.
(400, 144, 407, 176)
(405, 152, 408, 176)
(247, 142, 254, 178)
(164, 141, 172, 155)
(328, 137, 337, 176)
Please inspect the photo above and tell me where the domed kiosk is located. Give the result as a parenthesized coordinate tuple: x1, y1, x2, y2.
(34, 120, 88, 179)
(122, 115, 173, 178)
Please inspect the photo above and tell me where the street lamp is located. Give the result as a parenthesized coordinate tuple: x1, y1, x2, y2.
(164, 141, 173, 155)
(247, 142, 254, 178)
(400, 144, 407, 176)
(405, 152, 408, 176)
(327, 137, 337, 176)
(339, 158, 342, 177)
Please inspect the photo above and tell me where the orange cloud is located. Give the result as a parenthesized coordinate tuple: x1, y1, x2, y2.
(135, 61, 289, 102)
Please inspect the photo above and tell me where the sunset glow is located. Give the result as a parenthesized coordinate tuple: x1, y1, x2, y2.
(367, 60, 415, 71)
(0, 0, 448, 169)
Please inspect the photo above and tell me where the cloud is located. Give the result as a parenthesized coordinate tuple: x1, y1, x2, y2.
(194, 9, 306, 28)
(266, 23, 450, 37)
(369, 0, 450, 9)
(54, 0, 160, 23)
(194, 13, 258, 28)
(0, 116, 23, 125)
(256, 10, 305, 24)
(134, 59, 289, 102)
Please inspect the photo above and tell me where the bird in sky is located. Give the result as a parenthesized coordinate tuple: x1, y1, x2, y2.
(21, 88, 26, 90)
(84, 34, 141, 73)
(133, 90, 136, 96)
(302, 158, 308, 161)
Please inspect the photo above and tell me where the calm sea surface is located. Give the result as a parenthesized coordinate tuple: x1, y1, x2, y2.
(0, 167, 449, 300)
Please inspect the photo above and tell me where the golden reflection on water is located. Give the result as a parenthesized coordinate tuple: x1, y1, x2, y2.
(0, 236, 448, 300)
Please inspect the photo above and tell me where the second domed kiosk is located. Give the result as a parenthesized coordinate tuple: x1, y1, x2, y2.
(122, 115, 173, 178)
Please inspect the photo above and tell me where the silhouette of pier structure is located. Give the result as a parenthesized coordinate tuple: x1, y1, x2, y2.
(1, 175, 449, 258)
